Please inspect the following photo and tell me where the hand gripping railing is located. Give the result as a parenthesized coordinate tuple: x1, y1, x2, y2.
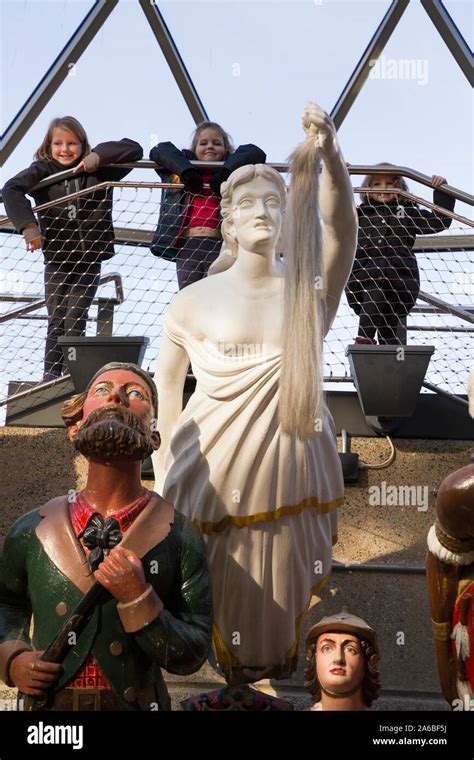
(0, 162, 472, 411)
(0, 160, 471, 205)
(2, 177, 471, 237)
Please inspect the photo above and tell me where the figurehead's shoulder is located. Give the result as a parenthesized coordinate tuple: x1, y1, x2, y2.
(169, 274, 218, 314)
(149, 491, 175, 524)
(6, 508, 42, 540)
(7, 495, 69, 539)
(171, 510, 207, 553)
(143, 496, 196, 551)
(38, 494, 69, 518)
(165, 290, 192, 334)
(165, 281, 214, 343)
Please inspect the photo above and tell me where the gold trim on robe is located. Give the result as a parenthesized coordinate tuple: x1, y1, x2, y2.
(194, 495, 344, 535)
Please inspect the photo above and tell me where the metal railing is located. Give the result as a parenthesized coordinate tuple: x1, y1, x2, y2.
(2, 176, 471, 239)
(416, 291, 474, 324)
(0, 163, 472, 413)
(0, 161, 471, 206)
(0, 273, 124, 326)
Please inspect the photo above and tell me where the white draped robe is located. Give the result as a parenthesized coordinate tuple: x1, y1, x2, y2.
(161, 315, 343, 683)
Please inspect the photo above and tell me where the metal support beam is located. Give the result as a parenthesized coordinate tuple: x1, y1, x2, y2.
(0, 0, 118, 165)
(421, 0, 473, 86)
(0, 273, 123, 324)
(422, 380, 469, 408)
(331, 0, 410, 129)
(417, 291, 474, 324)
(139, 1, 208, 124)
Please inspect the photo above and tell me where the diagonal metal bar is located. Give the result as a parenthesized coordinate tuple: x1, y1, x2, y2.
(422, 381, 469, 407)
(0, 273, 123, 324)
(331, 0, 410, 129)
(139, 0, 208, 124)
(417, 291, 474, 324)
(0, 0, 118, 165)
(421, 0, 473, 86)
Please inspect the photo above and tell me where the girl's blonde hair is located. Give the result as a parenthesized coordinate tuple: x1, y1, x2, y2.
(34, 116, 91, 161)
(190, 121, 234, 154)
(360, 162, 409, 204)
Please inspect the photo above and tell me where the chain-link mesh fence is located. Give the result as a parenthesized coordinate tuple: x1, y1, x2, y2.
(0, 168, 472, 420)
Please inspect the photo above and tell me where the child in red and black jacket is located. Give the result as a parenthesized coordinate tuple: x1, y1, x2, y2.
(2, 116, 143, 380)
(149, 121, 266, 289)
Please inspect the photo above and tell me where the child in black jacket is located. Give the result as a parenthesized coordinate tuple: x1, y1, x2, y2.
(345, 165, 455, 344)
(2, 116, 143, 380)
(149, 121, 266, 289)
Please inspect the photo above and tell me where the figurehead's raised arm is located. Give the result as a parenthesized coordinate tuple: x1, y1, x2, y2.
(303, 103, 357, 330)
(280, 102, 357, 440)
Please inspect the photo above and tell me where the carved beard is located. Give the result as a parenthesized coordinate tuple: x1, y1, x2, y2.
(73, 405, 159, 461)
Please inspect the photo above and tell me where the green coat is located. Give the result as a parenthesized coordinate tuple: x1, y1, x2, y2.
(0, 494, 213, 710)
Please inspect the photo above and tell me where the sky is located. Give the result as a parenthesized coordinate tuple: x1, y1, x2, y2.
(1, 0, 472, 202)
(0, 0, 472, 405)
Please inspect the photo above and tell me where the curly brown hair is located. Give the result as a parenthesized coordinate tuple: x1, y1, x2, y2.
(304, 636, 381, 708)
(61, 391, 88, 428)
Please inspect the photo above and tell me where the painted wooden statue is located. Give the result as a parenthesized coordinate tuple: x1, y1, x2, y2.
(304, 610, 381, 711)
(426, 462, 474, 710)
(0, 362, 212, 711)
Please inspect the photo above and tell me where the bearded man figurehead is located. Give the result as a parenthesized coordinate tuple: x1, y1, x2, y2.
(61, 362, 161, 461)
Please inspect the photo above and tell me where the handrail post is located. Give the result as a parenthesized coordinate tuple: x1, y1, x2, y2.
(96, 299, 114, 336)
(397, 318, 408, 344)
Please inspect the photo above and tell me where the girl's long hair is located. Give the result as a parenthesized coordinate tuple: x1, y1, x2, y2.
(35, 116, 90, 161)
(279, 137, 324, 439)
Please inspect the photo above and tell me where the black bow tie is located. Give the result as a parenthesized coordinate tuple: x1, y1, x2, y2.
(81, 515, 123, 572)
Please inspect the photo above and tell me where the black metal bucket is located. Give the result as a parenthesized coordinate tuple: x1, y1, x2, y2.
(345, 344, 435, 417)
(58, 336, 150, 392)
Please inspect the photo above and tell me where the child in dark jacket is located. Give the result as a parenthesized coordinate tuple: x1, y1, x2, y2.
(2, 116, 143, 380)
(345, 164, 455, 344)
(149, 122, 266, 289)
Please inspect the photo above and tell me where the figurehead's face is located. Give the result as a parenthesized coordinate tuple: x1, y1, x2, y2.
(315, 632, 365, 696)
(81, 370, 153, 427)
(69, 369, 160, 461)
(229, 175, 282, 254)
